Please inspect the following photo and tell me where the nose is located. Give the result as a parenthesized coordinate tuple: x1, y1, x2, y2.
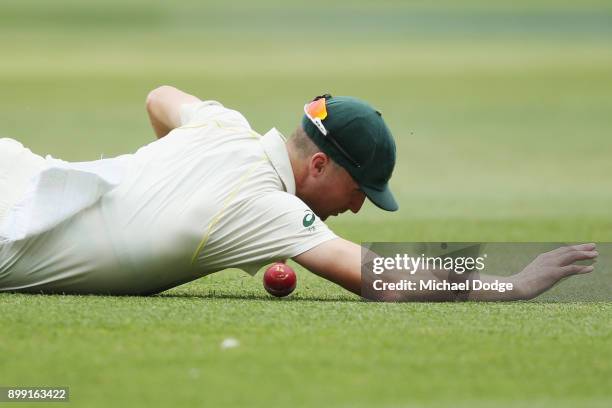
(349, 191, 366, 213)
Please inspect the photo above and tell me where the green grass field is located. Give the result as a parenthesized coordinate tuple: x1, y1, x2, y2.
(0, 1, 611, 407)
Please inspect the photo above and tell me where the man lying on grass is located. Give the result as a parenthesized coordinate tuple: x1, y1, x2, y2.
(0, 86, 598, 300)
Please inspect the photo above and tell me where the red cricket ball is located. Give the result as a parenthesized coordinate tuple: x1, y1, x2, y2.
(263, 262, 297, 297)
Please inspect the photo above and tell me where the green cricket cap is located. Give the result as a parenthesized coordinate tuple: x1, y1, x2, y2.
(302, 94, 398, 211)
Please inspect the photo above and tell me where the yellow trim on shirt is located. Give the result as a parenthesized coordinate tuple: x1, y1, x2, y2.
(190, 156, 269, 265)
(179, 122, 213, 130)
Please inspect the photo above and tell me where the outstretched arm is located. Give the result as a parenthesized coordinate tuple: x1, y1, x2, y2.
(293, 239, 598, 301)
(145, 85, 201, 138)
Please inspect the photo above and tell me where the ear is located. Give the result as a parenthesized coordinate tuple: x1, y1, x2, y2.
(309, 152, 331, 178)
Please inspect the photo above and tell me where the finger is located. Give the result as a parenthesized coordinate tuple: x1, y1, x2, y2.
(547, 243, 597, 258)
(561, 264, 595, 276)
(569, 243, 597, 251)
(559, 250, 599, 266)
(545, 245, 575, 257)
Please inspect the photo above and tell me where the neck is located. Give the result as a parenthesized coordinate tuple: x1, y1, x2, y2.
(287, 145, 307, 197)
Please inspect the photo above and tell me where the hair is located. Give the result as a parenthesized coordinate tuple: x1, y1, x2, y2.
(288, 126, 320, 158)
(288, 126, 342, 172)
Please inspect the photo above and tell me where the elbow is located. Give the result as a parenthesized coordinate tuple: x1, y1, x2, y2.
(145, 87, 160, 113)
(145, 85, 175, 112)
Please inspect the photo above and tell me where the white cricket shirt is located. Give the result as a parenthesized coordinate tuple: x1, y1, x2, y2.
(0, 101, 337, 294)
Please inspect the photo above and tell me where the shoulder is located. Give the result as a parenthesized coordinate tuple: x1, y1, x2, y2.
(179, 100, 251, 129)
(248, 191, 313, 219)
(243, 192, 333, 245)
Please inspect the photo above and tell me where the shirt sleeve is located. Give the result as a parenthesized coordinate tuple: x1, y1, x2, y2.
(179, 100, 251, 129)
(196, 191, 337, 276)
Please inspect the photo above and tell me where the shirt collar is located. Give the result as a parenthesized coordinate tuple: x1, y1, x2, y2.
(260, 128, 296, 195)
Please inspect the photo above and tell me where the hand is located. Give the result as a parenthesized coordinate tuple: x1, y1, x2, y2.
(514, 243, 598, 300)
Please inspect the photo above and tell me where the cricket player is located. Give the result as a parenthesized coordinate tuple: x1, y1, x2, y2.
(0, 86, 598, 300)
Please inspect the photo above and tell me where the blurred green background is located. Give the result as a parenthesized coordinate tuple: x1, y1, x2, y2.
(0, 1, 611, 407)
(2, 0, 611, 240)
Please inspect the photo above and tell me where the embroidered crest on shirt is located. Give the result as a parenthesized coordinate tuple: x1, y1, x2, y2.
(302, 210, 316, 232)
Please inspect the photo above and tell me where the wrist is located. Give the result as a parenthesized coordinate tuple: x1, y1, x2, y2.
(509, 275, 528, 300)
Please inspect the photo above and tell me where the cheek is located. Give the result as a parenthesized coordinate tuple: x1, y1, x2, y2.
(317, 172, 352, 209)
(314, 180, 334, 202)
(328, 186, 352, 208)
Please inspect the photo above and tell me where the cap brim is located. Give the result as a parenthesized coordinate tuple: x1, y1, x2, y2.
(361, 184, 399, 212)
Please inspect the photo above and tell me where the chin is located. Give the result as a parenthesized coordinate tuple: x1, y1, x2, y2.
(315, 212, 327, 221)
(311, 208, 336, 222)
